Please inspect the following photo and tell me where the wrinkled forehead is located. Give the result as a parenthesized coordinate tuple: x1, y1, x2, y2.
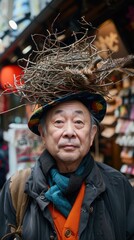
(46, 99, 91, 116)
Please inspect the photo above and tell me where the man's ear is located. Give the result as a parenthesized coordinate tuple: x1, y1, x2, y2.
(90, 125, 97, 147)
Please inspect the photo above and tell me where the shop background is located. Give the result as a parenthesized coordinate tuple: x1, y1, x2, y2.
(0, 0, 134, 182)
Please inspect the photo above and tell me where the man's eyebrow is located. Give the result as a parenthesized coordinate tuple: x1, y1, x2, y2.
(74, 110, 84, 115)
(54, 110, 84, 115)
(54, 110, 64, 115)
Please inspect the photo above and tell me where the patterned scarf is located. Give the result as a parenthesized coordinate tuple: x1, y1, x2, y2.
(44, 152, 94, 217)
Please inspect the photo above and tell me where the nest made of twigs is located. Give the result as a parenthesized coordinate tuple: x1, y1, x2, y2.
(2, 19, 134, 106)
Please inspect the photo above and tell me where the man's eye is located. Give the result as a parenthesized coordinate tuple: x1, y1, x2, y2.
(75, 120, 84, 124)
(55, 120, 64, 124)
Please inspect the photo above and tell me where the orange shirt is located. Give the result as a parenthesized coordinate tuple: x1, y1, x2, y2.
(49, 183, 85, 240)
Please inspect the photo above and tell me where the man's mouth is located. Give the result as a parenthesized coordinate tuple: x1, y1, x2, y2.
(61, 144, 78, 150)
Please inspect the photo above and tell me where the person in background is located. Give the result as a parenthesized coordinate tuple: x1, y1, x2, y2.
(0, 130, 9, 190)
(0, 23, 134, 240)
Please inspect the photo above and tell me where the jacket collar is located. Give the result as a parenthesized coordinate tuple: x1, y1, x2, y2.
(84, 162, 106, 205)
(39, 149, 56, 176)
(25, 150, 106, 207)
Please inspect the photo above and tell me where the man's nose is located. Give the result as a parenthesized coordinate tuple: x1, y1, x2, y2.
(63, 122, 76, 137)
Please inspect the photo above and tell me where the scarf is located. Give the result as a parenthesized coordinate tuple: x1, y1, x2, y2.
(43, 151, 94, 217)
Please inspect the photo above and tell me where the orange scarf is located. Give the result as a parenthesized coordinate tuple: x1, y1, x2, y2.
(49, 183, 85, 240)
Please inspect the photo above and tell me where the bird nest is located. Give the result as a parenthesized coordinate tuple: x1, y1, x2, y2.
(2, 18, 134, 107)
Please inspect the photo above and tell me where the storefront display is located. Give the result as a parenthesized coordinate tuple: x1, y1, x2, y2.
(4, 123, 44, 178)
(115, 77, 134, 177)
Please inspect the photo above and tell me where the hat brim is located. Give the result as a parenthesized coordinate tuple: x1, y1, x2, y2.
(28, 91, 107, 135)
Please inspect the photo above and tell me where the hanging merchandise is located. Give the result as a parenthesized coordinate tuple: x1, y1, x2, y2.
(101, 88, 121, 139)
(0, 65, 23, 92)
(115, 76, 134, 176)
(100, 74, 134, 172)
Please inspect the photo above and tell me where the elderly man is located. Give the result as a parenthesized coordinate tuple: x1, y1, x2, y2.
(0, 27, 134, 240)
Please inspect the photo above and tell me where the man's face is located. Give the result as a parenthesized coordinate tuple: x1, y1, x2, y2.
(39, 100, 97, 172)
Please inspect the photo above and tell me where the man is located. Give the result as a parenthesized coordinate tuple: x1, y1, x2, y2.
(0, 27, 134, 240)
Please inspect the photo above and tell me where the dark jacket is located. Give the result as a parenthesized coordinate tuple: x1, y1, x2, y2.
(0, 151, 134, 240)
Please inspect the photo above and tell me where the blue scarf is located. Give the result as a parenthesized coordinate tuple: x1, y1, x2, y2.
(45, 154, 94, 217)
(45, 169, 71, 217)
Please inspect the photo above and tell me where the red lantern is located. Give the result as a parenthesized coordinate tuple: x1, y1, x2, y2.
(0, 65, 23, 92)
